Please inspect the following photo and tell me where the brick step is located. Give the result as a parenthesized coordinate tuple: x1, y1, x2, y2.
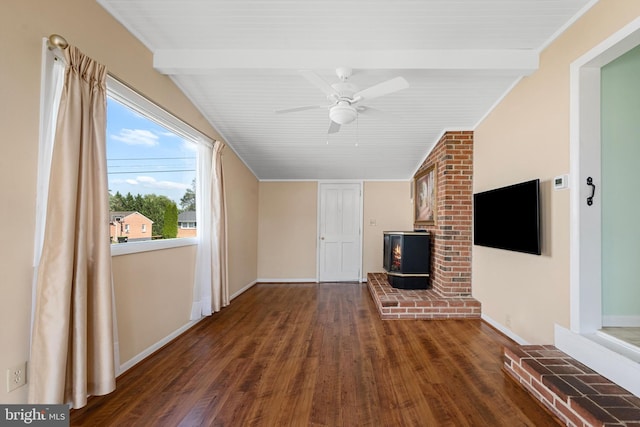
(504, 345, 640, 426)
(367, 272, 481, 319)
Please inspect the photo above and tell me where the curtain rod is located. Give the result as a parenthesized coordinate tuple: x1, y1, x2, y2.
(47, 34, 68, 50)
(44, 32, 219, 145)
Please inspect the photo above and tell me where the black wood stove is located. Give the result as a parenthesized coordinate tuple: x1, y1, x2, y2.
(383, 231, 431, 289)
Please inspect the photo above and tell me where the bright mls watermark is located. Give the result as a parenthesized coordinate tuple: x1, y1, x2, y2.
(0, 405, 68, 426)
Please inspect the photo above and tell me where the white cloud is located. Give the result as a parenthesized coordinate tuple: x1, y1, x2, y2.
(128, 176, 189, 191)
(111, 129, 159, 146)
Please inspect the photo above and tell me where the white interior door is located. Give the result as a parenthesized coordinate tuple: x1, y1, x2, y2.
(318, 182, 362, 282)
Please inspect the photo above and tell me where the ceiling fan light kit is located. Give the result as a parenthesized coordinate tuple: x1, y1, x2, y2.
(329, 102, 358, 125)
(277, 67, 409, 134)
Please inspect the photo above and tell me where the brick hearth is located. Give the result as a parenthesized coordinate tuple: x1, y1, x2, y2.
(504, 345, 640, 426)
(367, 272, 481, 320)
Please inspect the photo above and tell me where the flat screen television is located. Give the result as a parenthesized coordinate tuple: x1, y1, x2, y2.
(473, 179, 541, 255)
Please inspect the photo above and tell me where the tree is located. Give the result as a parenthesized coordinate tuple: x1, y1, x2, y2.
(162, 202, 178, 239)
(180, 178, 196, 212)
(140, 194, 173, 237)
(109, 191, 126, 211)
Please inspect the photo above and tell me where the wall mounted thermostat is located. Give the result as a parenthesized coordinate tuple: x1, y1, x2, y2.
(554, 174, 569, 190)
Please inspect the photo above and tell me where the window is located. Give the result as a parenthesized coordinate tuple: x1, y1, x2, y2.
(106, 77, 213, 255)
(39, 44, 213, 257)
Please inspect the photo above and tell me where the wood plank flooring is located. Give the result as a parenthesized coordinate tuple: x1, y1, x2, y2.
(71, 283, 560, 426)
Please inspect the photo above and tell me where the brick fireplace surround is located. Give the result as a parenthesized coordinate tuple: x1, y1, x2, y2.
(367, 131, 481, 320)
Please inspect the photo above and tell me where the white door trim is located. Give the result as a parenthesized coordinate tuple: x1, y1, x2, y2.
(568, 15, 640, 335)
(316, 180, 364, 282)
(558, 15, 640, 397)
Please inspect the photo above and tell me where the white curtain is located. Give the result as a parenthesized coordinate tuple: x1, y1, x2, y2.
(191, 140, 229, 319)
(33, 41, 65, 272)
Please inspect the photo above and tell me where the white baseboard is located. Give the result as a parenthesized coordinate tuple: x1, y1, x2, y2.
(602, 315, 640, 327)
(481, 313, 529, 345)
(113, 341, 121, 376)
(230, 280, 257, 300)
(119, 318, 203, 375)
(119, 279, 257, 376)
(256, 278, 318, 283)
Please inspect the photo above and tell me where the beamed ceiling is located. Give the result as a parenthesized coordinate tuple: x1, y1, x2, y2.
(97, 0, 594, 180)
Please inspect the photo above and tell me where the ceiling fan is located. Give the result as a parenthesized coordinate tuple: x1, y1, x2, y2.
(276, 67, 409, 134)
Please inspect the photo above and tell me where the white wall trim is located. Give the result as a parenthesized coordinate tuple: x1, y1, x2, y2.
(602, 315, 640, 327)
(472, 76, 524, 131)
(537, 0, 600, 53)
(230, 280, 258, 300)
(119, 318, 203, 375)
(481, 313, 529, 345)
(111, 237, 197, 256)
(119, 279, 256, 375)
(569, 16, 640, 335)
(256, 278, 317, 284)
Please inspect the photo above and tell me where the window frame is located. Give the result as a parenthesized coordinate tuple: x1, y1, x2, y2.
(106, 76, 212, 256)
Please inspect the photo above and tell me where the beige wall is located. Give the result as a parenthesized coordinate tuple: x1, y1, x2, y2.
(0, 0, 258, 404)
(225, 150, 259, 293)
(256, 181, 413, 281)
(473, 0, 640, 343)
(362, 182, 414, 277)
(113, 246, 196, 363)
(258, 182, 318, 280)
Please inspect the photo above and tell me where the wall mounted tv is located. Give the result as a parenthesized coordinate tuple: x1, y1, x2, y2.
(473, 179, 541, 255)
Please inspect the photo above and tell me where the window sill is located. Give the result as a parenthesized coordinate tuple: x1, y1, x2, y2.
(111, 237, 197, 256)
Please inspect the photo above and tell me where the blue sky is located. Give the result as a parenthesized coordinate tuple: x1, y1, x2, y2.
(106, 97, 197, 204)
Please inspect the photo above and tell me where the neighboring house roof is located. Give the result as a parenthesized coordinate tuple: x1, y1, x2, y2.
(178, 211, 196, 222)
(109, 211, 154, 223)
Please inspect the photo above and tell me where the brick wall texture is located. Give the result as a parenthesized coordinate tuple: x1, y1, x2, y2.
(414, 131, 473, 297)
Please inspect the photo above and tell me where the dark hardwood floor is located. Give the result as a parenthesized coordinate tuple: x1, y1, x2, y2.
(71, 283, 560, 426)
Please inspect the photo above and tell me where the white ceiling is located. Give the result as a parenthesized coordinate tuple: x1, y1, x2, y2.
(97, 0, 593, 180)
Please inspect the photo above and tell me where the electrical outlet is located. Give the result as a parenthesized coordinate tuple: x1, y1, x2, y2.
(6, 362, 27, 392)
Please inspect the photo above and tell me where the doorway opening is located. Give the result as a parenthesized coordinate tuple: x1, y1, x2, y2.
(560, 16, 640, 397)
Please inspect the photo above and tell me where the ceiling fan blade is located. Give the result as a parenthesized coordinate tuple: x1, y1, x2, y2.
(354, 76, 409, 102)
(300, 70, 339, 99)
(357, 106, 397, 122)
(328, 120, 341, 134)
(276, 105, 324, 114)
